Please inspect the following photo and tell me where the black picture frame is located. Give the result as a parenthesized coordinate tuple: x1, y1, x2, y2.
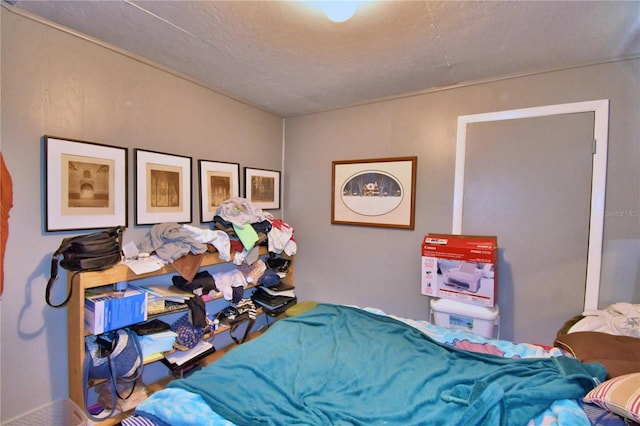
(198, 159, 240, 222)
(134, 148, 192, 225)
(44, 135, 128, 232)
(244, 167, 281, 210)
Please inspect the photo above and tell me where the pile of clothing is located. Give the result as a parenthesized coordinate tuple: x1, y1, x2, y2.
(134, 197, 297, 348)
(213, 197, 297, 264)
(136, 197, 296, 278)
(568, 302, 640, 337)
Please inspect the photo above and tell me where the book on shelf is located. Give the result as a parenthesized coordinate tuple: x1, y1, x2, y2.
(264, 281, 295, 292)
(163, 340, 215, 368)
(139, 285, 194, 315)
(260, 284, 295, 298)
(85, 284, 148, 334)
(253, 298, 289, 311)
(252, 286, 296, 308)
(253, 296, 297, 316)
(142, 285, 194, 302)
(143, 352, 165, 364)
(138, 329, 178, 358)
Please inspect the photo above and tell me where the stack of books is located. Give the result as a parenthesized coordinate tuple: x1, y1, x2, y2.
(162, 340, 216, 373)
(85, 285, 148, 334)
(139, 330, 178, 362)
(251, 281, 296, 315)
(130, 319, 178, 362)
(139, 285, 194, 315)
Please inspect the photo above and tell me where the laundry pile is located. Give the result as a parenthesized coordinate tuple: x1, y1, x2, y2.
(569, 303, 640, 337)
(213, 197, 297, 264)
(134, 197, 297, 350)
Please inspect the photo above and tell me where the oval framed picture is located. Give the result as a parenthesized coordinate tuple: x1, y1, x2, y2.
(332, 156, 417, 229)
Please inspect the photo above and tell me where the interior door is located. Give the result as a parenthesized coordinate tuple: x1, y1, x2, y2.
(461, 113, 595, 345)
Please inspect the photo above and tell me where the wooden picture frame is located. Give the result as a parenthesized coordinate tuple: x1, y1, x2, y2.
(134, 149, 192, 225)
(244, 167, 281, 210)
(198, 159, 240, 222)
(44, 136, 128, 232)
(332, 156, 417, 229)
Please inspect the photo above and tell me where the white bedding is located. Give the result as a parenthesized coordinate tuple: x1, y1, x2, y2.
(569, 302, 640, 337)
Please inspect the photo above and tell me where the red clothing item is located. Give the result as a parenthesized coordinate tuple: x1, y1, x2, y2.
(1, 152, 13, 297)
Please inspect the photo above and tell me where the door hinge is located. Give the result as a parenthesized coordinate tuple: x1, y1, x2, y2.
(592, 138, 597, 155)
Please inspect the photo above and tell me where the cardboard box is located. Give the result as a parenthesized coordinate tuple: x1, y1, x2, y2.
(85, 284, 148, 334)
(421, 234, 498, 307)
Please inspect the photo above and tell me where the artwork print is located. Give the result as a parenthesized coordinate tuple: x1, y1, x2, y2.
(332, 156, 417, 229)
(45, 136, 127, 231)
(135, 149, 192, 225)
(244, 167, 280, 210)
(340, 171, 404, 216)
(198, 160, 240, 222)
(147, 163, 182, 212)
(62, 154, 114, 213)
(208, 174, 232, 207)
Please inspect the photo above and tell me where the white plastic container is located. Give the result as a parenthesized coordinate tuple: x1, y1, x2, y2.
(4, 399, 88, 426)
(430, 298, 499, 338)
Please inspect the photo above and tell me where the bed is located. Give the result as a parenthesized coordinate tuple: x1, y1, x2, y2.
(130, 303, 613, 426)
(553, 303, 640, 426)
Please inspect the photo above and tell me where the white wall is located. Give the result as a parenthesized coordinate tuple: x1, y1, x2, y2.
(0, 10, 283, 421)
(284, 59, 640, 324)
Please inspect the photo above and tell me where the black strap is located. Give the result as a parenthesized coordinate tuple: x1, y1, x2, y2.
(107, 355, 136, 402)
(229, 317, 256, 345)
(84, 337, 117, 422)
(46, 269, 78, 308)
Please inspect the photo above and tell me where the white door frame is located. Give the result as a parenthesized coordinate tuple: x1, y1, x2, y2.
(452, 100, 609, 311)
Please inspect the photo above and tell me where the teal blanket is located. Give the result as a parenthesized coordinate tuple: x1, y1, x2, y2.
(168, 304, 605, 426)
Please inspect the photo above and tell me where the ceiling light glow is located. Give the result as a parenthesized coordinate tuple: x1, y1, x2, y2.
(319, 1, 359, 23)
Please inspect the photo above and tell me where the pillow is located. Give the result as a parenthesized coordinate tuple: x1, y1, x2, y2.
(553, 331, 640, 378)
(556, 314, 585, 337)
(583, 373, 640, 423)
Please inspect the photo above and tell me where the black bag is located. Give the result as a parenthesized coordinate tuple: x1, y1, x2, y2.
(46, 226, 125, 308)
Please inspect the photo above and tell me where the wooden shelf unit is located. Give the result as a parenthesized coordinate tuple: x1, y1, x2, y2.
(66, 246, 293, 426)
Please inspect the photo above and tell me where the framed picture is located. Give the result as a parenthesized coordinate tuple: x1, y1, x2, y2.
(244, 167, 281, 210)
(332, 156, 417, 229)
(44, 136, 128, 232)
(198, 159, 240, 222)
(134, 149, 192, 225)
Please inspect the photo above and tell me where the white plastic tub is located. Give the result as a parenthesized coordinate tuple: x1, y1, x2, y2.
(430, 298, 499, 338)
(4, 399, 87, 426)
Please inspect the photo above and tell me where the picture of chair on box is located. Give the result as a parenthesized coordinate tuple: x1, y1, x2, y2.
(437, 260, 494, 294)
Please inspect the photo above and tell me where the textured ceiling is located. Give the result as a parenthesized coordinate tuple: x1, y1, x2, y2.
(5, 0, 640, 117)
